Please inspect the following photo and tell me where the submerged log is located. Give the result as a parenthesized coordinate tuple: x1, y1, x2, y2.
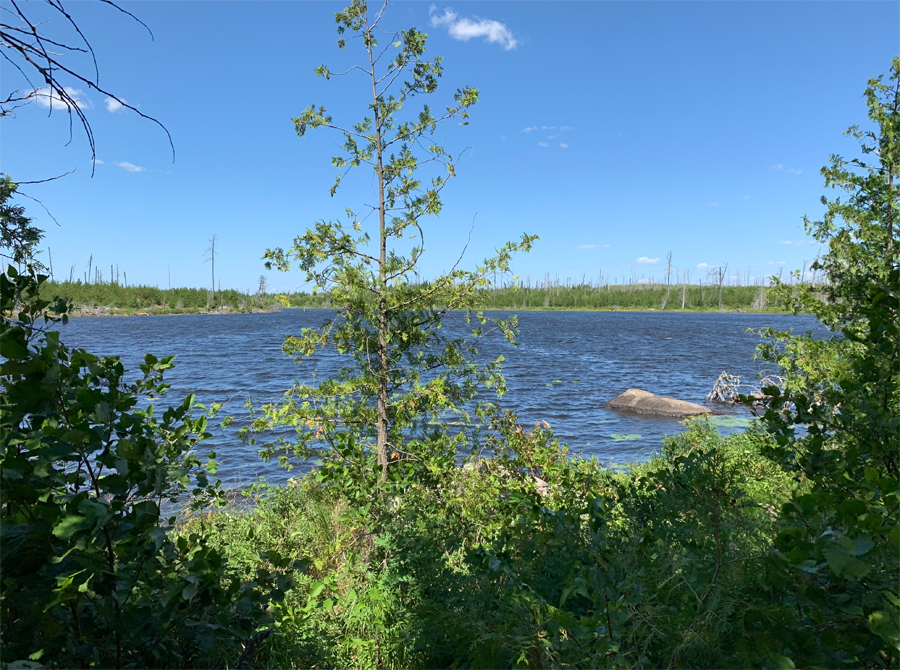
(605, 388, 712, 417)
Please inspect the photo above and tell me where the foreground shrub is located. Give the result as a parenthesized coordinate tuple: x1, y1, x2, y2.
(188, 414, 798, 668)
(0, 264, 286, 668)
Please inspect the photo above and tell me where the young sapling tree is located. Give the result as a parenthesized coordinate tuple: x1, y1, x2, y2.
(258, 0, 535, 483)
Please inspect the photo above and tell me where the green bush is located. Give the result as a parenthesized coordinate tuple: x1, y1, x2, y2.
(0, 265, 287, 668)
(189, 413, 799, 669)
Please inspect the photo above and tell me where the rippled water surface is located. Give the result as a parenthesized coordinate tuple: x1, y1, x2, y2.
(55, 309, 827, 485)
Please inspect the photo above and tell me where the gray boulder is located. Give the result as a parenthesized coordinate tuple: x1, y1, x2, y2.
(605, 388, 712, 417)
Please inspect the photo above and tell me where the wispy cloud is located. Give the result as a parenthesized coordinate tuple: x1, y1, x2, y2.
(104, 96, 128, 113)
(707, 202, 719, 207)
(93, 159, 104, 165)
(429, 6, 517, 50)
(29, 86, 91, 110)
(522, 125, 537, 133)
(560, 126, 572, 131)
(697, 262, 715, 270)
(779, 240, 808, 246)
(538, 141, 549, 147)
(576, 244, 611, 249)
(636, 257, 659, 265)
(559, 143, 568, 149)
(766, 261, 786, 266)
(770, 163, 802, 174)
(113, 161, 145, 173)
(743, 195, 750, 199)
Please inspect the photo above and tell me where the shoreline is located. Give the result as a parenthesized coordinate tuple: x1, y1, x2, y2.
(62, 305, 282, 318)
(58, 304, 800, 318)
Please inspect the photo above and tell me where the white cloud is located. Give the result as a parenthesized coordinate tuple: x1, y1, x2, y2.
(429, 6, 517, 50)
(29, 86, 91, 110)
(576, 244, 611, 249)
(560, 143, 568, 149)
(522, 125, 537, 133)
(636, 257, 659, 265)
(707, 202, 719, 207)
(697, 262, 714, 270)
(113, 161, 145, 173)
(780, 240, 808, 246)
(541, 125, 554, 130)
(770, 163, 802, 174)
(743, 195, 750, 199)
(104, 96, 128, 113)
(766, 261, 786, 266)
(500, 135, 507, 140)
(93, 159, 104, 165)
(560, 126, 572, 131)
(538, 141, 549, 147)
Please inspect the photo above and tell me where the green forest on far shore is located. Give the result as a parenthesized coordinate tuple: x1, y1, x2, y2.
(41, 277, 809, 315)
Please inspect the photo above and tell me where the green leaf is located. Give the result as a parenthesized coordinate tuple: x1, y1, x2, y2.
(768, 654, 796, 670)
(52, 514, 93, 540)
(868, 611, 900, 646)
(182, 582, 199, 602)
(308, 581, 325, 599)
(822, 538, 873, 579)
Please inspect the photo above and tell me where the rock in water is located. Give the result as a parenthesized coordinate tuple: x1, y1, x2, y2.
(605, 388, 712, 417)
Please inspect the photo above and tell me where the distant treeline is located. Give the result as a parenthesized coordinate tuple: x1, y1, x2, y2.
(39, 280, 332, 314)
(476, 282, 773, 311)
(41, 279, 799, 314)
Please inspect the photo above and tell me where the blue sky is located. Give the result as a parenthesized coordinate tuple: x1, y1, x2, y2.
(3, 1, 898, 293)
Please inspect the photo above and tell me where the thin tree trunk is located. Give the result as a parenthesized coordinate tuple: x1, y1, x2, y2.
(368, 18, 390, 483)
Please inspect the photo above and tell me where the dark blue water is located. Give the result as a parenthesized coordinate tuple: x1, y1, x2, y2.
(54, 309, 827, 485)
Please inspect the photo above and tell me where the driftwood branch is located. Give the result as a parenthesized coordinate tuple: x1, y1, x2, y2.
(706, 371, 784, 405)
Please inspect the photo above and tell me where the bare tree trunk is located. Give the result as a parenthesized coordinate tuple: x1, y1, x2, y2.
(368, 16, 390, 484)
(717, 263, 728, 310)
(662, 251, 673, 310)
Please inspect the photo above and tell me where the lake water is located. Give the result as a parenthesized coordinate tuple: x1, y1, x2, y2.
(54, 309, 827, 486)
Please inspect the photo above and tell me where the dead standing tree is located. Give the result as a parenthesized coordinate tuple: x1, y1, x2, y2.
(204, 234, 217, 310)
(707, 263, 728, 310)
